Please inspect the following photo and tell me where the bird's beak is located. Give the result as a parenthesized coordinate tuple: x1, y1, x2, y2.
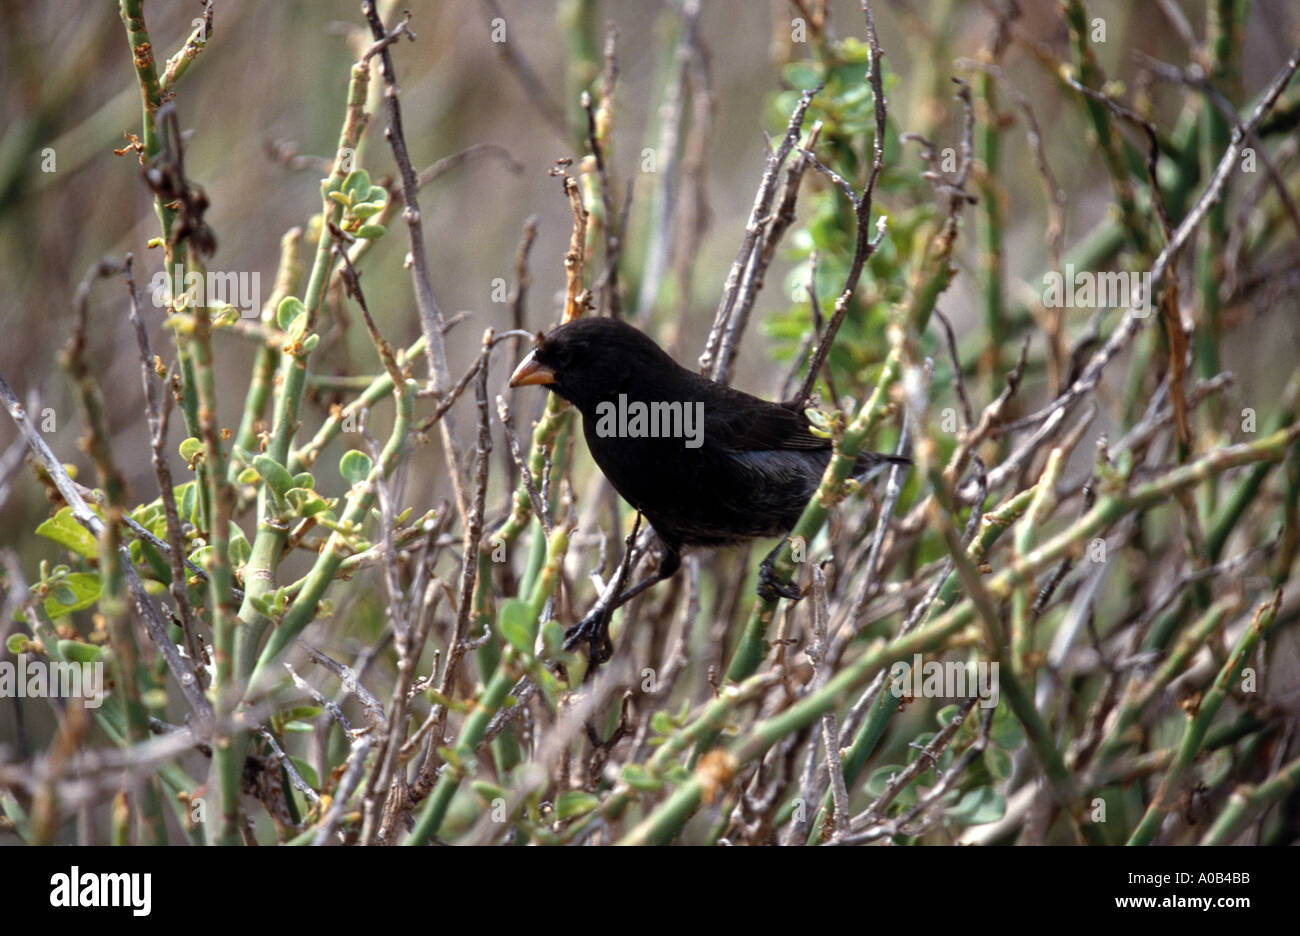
(508, 349, 556, 387)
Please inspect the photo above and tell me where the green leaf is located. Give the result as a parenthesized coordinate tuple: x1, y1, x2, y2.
(177, 482, 197, 524)
(342, 169, 372, 199)
(286, 488, 329, 517)
(985, 746, 1012, 781)
(471, 781, 507, 803)
(540, 619, 565, 655)
(554, 791, 599, 820)
(989, 707, 1025, 751)
(291, 472, 315, 490)
(338, 449, 373, 485)
(836, 35, 872, 64)
(276, 296, 306, 331)
(649, 710, 676, 736)
(350, 201, 384, 219)
(228, 524, 251, 568)
(865, 764, 904, 797)
(935, 704, 960, 727)
(947, 787, 1006, 825)
(620, 764, 662, 792)
(281, 706, 322, 722)
(57, 640, 103, 664)
(804, 408, 833, 439)
(6, 633, 30, 654)
(437, 746, 463, 771)
(783, 61, 822, 92)
(665, 765, 691, 784)
(497, 598, 534, 654)
(178, 437, 204, 462)
(129, 502, 161, 528)
(43, 572, 102, 620)
(35, 507, 97, 559)
(249, 594, 274, 618)
(253, 455, 294, 498)
(355, 223, 386, 240)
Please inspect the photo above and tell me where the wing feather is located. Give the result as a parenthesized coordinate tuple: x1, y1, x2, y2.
(702, 386, 828, 453)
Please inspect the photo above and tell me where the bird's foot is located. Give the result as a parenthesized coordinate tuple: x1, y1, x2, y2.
(563, 606, 614, 667)
(757, 553, 803, 603)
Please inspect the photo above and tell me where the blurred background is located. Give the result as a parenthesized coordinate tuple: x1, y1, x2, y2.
(2, 1, 1299, 838)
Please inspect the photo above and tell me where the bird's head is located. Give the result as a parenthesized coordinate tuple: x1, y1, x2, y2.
(508, 317, 678, 412)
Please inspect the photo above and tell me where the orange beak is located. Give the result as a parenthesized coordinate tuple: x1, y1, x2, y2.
(508, 348, 556, 387)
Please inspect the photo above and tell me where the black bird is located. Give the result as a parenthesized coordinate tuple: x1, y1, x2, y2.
(509, 317, 908, 662)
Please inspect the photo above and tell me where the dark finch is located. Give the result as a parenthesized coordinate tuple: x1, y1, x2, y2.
(509, 317, 908, 661)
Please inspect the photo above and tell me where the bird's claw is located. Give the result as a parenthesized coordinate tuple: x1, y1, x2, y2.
(563, 607, 614, 666)
(757, 555, 803, 603)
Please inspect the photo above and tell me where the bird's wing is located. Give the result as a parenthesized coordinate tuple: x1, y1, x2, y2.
(704, 388, 829, 452)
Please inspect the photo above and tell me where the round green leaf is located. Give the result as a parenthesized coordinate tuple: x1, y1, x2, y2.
(276, 296, 306, 331)
(342, 169, 372, 199)
(990, 708, 1025, 751)
(338, 449, 373, 485)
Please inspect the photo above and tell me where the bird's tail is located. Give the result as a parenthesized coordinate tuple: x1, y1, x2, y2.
(851, 451, 910, 479)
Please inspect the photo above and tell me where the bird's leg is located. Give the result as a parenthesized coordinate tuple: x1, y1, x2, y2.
(563, 518, 648, 665)
(565, 536, 680, 666)
(757, 538, 804, 602)
(561, 574, 642, 666)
